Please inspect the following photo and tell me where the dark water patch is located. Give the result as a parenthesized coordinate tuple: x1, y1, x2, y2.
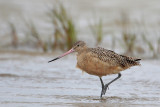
(73, 102, 127, 107)
(94, 96, 160, 104)
(45, 103, 72, 107)
(0, 73, 19, 78)
(0, 101, 43, 104)
(71, 96, 160, 107)
(54, 95, 98, 102)
(0, 57, 22, 61)
(73, 103, 160, 107)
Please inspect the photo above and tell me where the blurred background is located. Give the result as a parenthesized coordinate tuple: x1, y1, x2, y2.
(0, 0, 160, 58)
(0, 0, 160, 107)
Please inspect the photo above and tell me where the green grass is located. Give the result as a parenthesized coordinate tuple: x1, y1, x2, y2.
(90, 19, 103, 46)
(142, 34, 160, 58)
(122, 31, 136, 55)
(8, 22, 18, 48)
(47, 2, 77, 50)
(27, 21, 47, 52)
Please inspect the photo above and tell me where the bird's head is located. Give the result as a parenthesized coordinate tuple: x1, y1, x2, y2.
(72, 41, 86, 52)
(48, 41, 86, 63)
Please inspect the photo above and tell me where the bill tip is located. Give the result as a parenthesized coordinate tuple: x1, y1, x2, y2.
(48, 57, 59, 63)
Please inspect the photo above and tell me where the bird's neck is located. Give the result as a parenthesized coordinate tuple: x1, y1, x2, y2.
(77, 46, 88, 54)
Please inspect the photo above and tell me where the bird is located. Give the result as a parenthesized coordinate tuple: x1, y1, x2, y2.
(48, 41, 141, 98)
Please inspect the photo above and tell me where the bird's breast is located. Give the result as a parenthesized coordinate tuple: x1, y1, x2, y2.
(76, 52, 122, 77)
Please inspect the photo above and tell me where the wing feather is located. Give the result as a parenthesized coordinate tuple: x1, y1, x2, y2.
(89, 47, 140, 68)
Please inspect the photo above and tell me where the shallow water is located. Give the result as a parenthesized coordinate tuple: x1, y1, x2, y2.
(0, 52, 160, 107)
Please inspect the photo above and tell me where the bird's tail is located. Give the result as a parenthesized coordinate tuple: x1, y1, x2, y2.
(119, 55, 141, 68)
(126, 57, 141, 66)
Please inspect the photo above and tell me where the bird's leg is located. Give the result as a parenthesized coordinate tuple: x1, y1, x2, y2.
(102, 73, 121, 95)
(99, 77, 104, 98)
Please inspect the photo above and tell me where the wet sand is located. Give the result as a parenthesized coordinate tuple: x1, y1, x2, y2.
(0, 52, 160, 107)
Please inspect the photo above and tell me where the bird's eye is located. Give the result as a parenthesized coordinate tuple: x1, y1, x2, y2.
(77, 44, 79, 47)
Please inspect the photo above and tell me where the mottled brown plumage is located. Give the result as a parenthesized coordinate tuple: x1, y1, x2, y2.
(48, 40, 141, 98)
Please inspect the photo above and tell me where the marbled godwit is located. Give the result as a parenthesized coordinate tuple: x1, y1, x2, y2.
(48, 41, 141, 98)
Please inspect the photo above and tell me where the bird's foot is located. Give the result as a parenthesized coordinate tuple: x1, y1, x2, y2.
(100, 84, 109, 98)
(102, 84, 109, 95)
